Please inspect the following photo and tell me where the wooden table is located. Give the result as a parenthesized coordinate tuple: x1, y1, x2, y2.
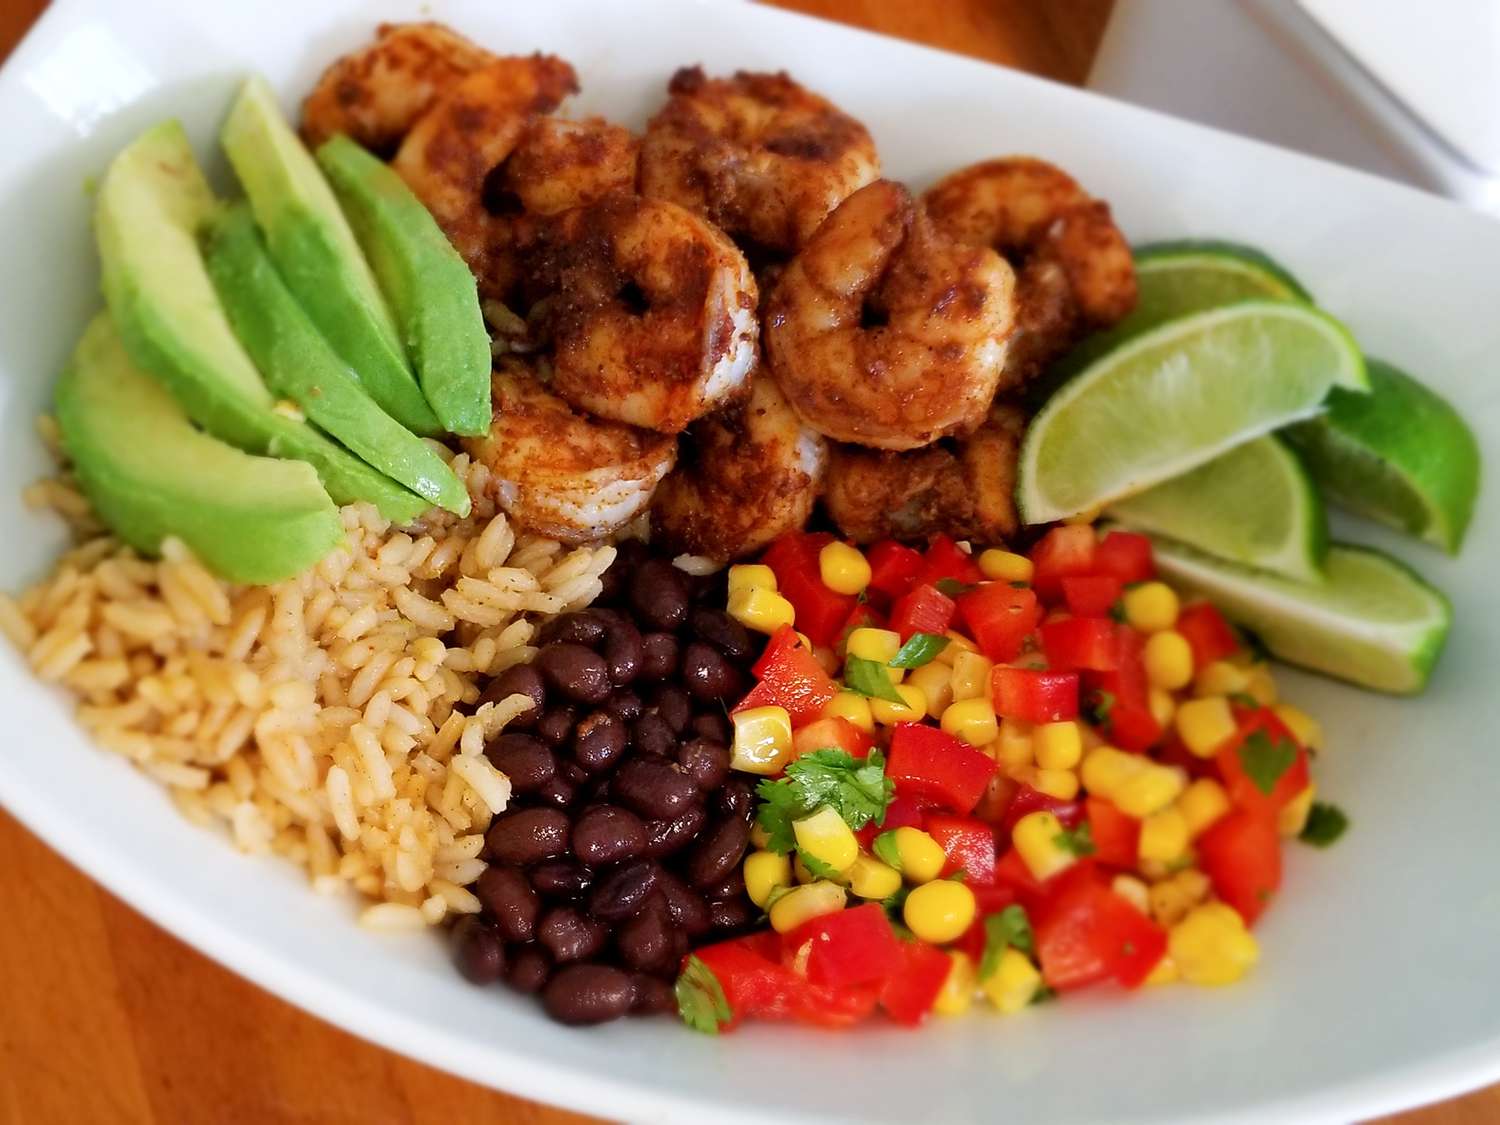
(0, 2, 1489, 1122)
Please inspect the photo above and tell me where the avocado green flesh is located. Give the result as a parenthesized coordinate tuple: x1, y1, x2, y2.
(57, 315, 344, 584)
(203, 206, 470, 516)
(221, 78, 442, 436)
(316, 135, 492, 437)
(94, 120, 429, 525)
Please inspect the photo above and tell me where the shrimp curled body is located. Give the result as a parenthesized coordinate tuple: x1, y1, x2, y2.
(764, 179, 1016, 451)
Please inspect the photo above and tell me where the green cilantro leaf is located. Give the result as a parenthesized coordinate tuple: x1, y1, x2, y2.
(978, 904, 1034, 981)
(1031, 985, 1057, 1005)
(1085, 690, 1115, 731)
(881, 886, 911, 926)
(946, 869, 968, 883)
(1108, 602, 1127, 623)
(872, 830, 903, 872)
(763, 885, 794, 912)
(799, 851, 844, 880)
(675, 955, 732, 1034)
(934, 578, 977, 598)
(1228, 691, 1261, 710)
(889, 632, 950, 669)
(1238, 729, 1298, 796)
(754, 749, 895, 854)
(1300, 802, 1350, 847)
(843, 655, 905, 702)
(1053, 821, 1096, 858)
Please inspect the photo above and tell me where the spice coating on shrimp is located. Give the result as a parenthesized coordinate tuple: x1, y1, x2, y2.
(495, 117, 639, 219)
(763, 179, 1016, 451)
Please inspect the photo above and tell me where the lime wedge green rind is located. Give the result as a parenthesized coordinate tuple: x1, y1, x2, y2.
(1108, 435, 1328, 583)
(1133, 240, 1313, 303)
(1136, 530, 1451, 695)
(1285, 358, 1480, 554)
(1017, 300, 1367, 524)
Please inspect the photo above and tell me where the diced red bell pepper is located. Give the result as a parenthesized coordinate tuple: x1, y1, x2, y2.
(1034, 864, 1167, 991)
(1085, 796, 1139, 868)
(835, 601, 886, 655)
(784, 903, 904, 989)
(691, 933, 797, 1028)
(762, 532, 857, 647)
(1175, 601, 1240, 668)
(856, 791, 931, 848)
(957, 582, 1042, 662)
(890, 583, 957, 642)
(1215, 709, 1310, 818)
(918, 534, 984, 587)
(1039, 617, 1119, 672)
(798, 981, 883, 1028)
(1197, 810, 1282, 926)
(887, 723, 998, 814)
(1001, 784, 1083, 836)
(736, 625, 838, 725)
(1081, 627, 1161, 751)
(972, 882, 1021, 919)
(991, 666, 1079, 723)
(924, 813, 997, 885)
(1060, 574, 1124, 619)
(1093, 530, 1155, 585)
(994, 846, 1054, 906)
(1030, 525, 1098, 602)
(878, 940, 954, 1026)
(792, 716, 874, 761)
(867, 540, 925, 600)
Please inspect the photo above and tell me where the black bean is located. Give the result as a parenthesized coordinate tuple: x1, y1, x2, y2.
(628, 559, 690, 631)
(572, 711, 628, 773)
(583, 775, 614, 805)
(638, 632, 680, 681)
(614, 758, 700, 820)
(451, 916, 506, 984)
(483, 733, 556, 793)
(536, 643, 612, 704)
(707, 896, 756, 933)
(677, 737, 730, 791)
(716, 775, 756, 821)
(686, 815, 752, 890)
(587, 859, 660, 921)
(602, 617, 644, 685)
(630, 973, 679, 1015)
(597, 561, 629, 607)
(687, 567, 729, 607)
(486, 808, 571, 864)
(537, 906, 608, 963)
(613, 537, 650, 575)
(703, 867, 747, 902)
(473, 865, 541, 943)
(642, 803, 708, 859)
(630, 712, 676, 758)
(529, 858, 592, 899)
(571, 805, 647, 867)
(616, 899, 675, 972)
(542, 964, 636, 1025)
(651, 684, 693, 735)
(541, 610, 608, 648)
(689, 607, 755, 663)
(689, 711, 731, 745)
(655, 870, 712, 937)
(505, 944, 552, 994)
(534, 774, 579, 810)
(606, 688, 644, 723)
(535, 705, 578, 745)
(680, 641, 741, 703)
(476, 663, 547, 728)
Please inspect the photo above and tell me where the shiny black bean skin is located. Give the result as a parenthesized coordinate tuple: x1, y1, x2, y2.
(628, 559, 691, 631)
(688, 607, 755, 663)
(505, 944, 552, 994)
(535, 705, 578, 746)
(473, 865, 541, 942)
(541, 610, 608, 648)
(638, 632, 680, 681)
(616, 900, 675, 972)
(542, 964, 636, 1025)
(536, 643, 612, 704)
(451, 916, 506, 984)
(476, 664, 546, 728)
(630, 712, 676, 758)
(587, 860, 660, 921)
(641, 803, 707, 859)
(655, 870, 712, 937)
(680, 642, 741, 703)
(703, 867, 747, 903)
(483, 733, 556, 793)
(529, 858, 592, 899)
(707, 896, 757, 933)
(571, 805, 647, 867)
(651, 684, 693, 735)
(606, 688, 644, 723)
(685, 815, 752, 890)
(537, 906, 608, 964)
(572, 710, 628, 773)
(532, 775, 579, 810)
(630, 973, 678, 1015)
(614, 758, 701, 820)
(583, 775, 614, 806)
(677, 738, 730, 791)
(689, 711, 731, 745)
(716, 775, 756, 821)
(602, 617, 643, 685)
(486, 808, 571, 864)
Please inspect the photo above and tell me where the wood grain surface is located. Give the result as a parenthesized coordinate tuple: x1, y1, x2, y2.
(0, 2, 1489, 1123)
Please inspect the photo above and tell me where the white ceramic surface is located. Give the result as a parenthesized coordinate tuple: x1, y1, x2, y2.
(2, 2, 1499, 1122)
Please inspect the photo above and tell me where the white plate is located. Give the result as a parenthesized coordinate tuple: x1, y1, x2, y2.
(2, 2, 1499, 1122)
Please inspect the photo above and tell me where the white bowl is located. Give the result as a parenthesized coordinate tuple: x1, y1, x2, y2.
(2, 2, 1498, 1122)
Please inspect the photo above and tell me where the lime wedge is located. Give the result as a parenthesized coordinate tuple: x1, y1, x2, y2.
(1133, 240, 1311, 320)
(1108, 436, 1327, 582)
(1140, 532, 1451, 694)
(1285, 358, 1480, 554)
(1017, 300, 1367, 523)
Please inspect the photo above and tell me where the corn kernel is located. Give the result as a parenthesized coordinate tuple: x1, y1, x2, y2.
(846, 854, 903, 900)
(1013, 810, 1076, 881)
(903, 879, 977, 944)
(1175, 696, 1238, 758)
(727, 586, 795, 634)
(941, 697, 999, 747)
(981, 947, 1043, 1013)
(1113, 763, 1187, 818)
(1080, 746, 1141, 797)
(978, 549, 1034, 584)
(909, 661, 955, 718)
(1169, 902, 1259, 986)
(1177, 778, 1231, 837)
(821, 691, 875, 733)
(1031, 766, 1080, 801)
(1244, 662, 1278, 706)
(891, 827, 946, 884)
(793, 853, 822, 884)
(1033, 720, 1083, 770)
(1111, 873, 1151, 914)
(1138, 807, 1191, 864)
(793, 806, 860, 874)
(1122, 581, 1179, 632)
(1279, 781, 1316, 837)
(935, 630, 979, 666)
(1148, 687, 1177, 729)
(1143, 630, 1194, 691)
(819, 541, 872, 596)
(933, 952, 978, 1016)
(869, 682, 926, 725)
(1144, 954, 1180, 986)
(1274, 704, 1324, 751)
(730, 705, 793, 774)
(743, 850, 792, 908)
(846, 627, 903, 683)
(1149, 868, 1211, 927)
(948, 649, 994, 702)
(749, 822, 771, 849)
(994, 718, 1035, 771)
(769, 881, 847, 933)
(1194, 659, 1250, 697)
(727, 564, 777, 595)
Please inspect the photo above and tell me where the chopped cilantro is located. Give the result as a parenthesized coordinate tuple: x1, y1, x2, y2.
(934, 578, 977, 598)
(1237, 729, 1298, 795)
(675, 955, 732, 1034)
(799, 852, 844, 880)
(755, 748, 894, 853)
(1009, 581, 1030, 590)
(1053, 821, 1096, 858)
(1085, 690, 1115, 730)
(1108, 602, 1127, 623)
(946, 869, 968, 883)
(872, 830, 903, 871)
(1228, 692, 1262, 710)
(843, 655, 905, 702)
(1031, 985, 1057, 1005)
(1300, 802, 1350, 847)
(882, 886, 911, 926)
(978, 905, 1034, 981)
(889, 632, 950, 669)
(763, 885, 794, 912)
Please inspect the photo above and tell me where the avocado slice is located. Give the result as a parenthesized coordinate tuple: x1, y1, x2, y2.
(94, 120, 429, 524)
(316, 134, 492, 437)
(202, 205, 470, 516)
(57, 314, 344, 583)
(220, 77, 443, 436)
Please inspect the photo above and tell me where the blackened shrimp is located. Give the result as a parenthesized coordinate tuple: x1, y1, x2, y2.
(462, 361, 677, 543)
(494, 117, 639, 218)
(651, 376, 828, 561)
(763, 179, 1016, 451)
(535, 193, 758, 434)
(923, 157, 1136, 384)
(822, 404, 1027, 544)
(639, 67, 880, 257)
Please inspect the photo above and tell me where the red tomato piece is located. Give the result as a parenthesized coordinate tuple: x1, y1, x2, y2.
(1085, 796, 1139, 868)
(1197, 810, 1283, 925)
(1033, 864, 1167, 991)
(925, 813, 998, 885)
(992, 666, 1079, 723)
(735, 625, 838, 725)
(1175, 601, 1241, 668)
(762, 532, 857, 647)
(1081, 626, 1161, 751)
(1093, 530, 1155, 585)
(887, 723, 998, 814)
(1040, 617, 1119, 672)
(784, 903, 904, 989)
(890, 583, 957, 642)
(918, 534, 984, 587)
(1060, 574, 1124, 618)
(867, 540, 925, 600)
(1030, 525, 1098, 601)
(1215, 709, 1310, 818)
(958, 582, 1042, 662)
(878, 940, 954, 1026)
(1001, 784, 1083, 836)
(792, 716, 874, 760)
